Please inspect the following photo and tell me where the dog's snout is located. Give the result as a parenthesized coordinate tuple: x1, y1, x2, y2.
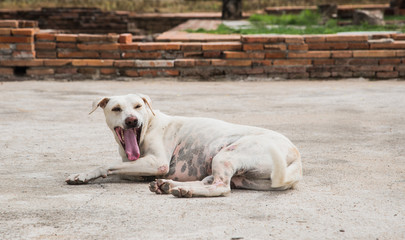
(125, 116, 138, 128)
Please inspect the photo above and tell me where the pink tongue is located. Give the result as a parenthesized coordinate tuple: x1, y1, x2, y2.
(123, 129, 140, 161)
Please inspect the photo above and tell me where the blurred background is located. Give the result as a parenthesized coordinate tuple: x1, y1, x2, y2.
(0, 0, 390, 13)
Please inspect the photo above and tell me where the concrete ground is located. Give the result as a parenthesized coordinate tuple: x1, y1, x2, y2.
(0, 79, 404, 240)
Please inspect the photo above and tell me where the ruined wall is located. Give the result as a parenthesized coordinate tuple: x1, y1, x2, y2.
(0, 8, 221, 34)
(1, 20, 404, 80)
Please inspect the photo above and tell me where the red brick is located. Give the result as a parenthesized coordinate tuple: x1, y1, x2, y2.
(44, 59, 71, 66)
(174, 59, 196, 67)
(58, 51, 99, 58)
(313, 59, 335, 65)
(308, 42, 348, 50)
(139, 42, 181, 51)
(252, 60, 272, 66)
(304, 36, 325, 43)
(36, 51, 56, 58)
(0, 43, 10, 49)
(242, 35, 284, 43)
(265, 66, 307, 73)
(264, 44, 286, 51)
(119, 34, 132, 44)
(195, 59, 211, 66)
(124, 70, 139, 77)
(16, 44, 35, 51)
(203, 51, 221, 58)
(181, 43, 202, 51)
(183, 52, 203, 57)
(72, 59, 114, 66)
(119, 43, 139, 51)
(0, 28, 11, 35)
(288, 44, 308, 51)
(56, 34, 77, 42)
(284, 35, 304, 43)
(310, 71, 331, 78)
(122, 52, 161, 59)
(273, 59, 311, 65)
(371, 34, 391, 39)
(0, 20, 18, 28)
(211, 59, 252, 67)
(161, 69, 180, 76)
(376, 71, 398, 78)
(289, 72, 310, 79)
(35, 42, 56, 50)
(370, 41, 405, 49)
(351, 65, 393, 72)
(348, 42, 369, 49)
(101, 52, 121, 59)
(114, 60, 136, 67)
(336, 59, 378, 65)
(326, 35, 368, 42)
(230, 68, 264, 75)
(223, 51, 265, 59)
(100, 68, 117, 75)
(265, 52, 286, 59)
(78, 68, 98, 75)
(0, 67, 14, 75)
(202, 42, 242, 51)
(12, 51, 35, 58)
(56, 43, 76, 49)
(396, 50, 405, 57)
(0, 36, 33, 43)
(77, 43, 119, 51)
(331, 51, 353, 58)
(379, 59, 401, 65)
(18, 20, 37, 28)
(0, 59, 43, 67)
(353, 50, 396, 58)
(138, 69, 158, 77)
(134, 60, 174, 68)
(36, 33, 55, 41)
(77, 34, 118, 43)
(56, 68, 78, 74)
(243, 44, 263, 51)
(332, 71, 353, 78)
(392, 33, 405, 40)
(288, 51, 330, 58)
(27, 68, 54, 75)
(11, 29, 35, 36)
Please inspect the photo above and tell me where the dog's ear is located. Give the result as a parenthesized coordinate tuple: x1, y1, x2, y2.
(89, 97, 110, 115)
(138, 94, 155, 116)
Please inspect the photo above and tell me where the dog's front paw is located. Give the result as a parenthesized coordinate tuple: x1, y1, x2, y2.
(149, 179, 172, 194)
(66, 173, 90, 185)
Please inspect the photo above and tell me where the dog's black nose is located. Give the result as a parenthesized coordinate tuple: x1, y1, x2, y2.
(125, 117, 138, 128)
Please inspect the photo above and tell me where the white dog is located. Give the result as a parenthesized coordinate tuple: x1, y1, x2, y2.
(66, 94, 302, 197)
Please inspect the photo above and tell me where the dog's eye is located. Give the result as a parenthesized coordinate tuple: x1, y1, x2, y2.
(112, 107, 122, 112)
(134, 104, 142, 109)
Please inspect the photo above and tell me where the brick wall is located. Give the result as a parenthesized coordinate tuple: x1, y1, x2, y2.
(0, 8, 222, 34)
(1, 20, 404, 80)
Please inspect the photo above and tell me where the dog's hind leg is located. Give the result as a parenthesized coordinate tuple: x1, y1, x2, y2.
(168, 151, 242, 197)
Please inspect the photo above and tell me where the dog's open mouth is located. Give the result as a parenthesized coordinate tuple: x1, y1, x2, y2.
(114, 126, 142, 161)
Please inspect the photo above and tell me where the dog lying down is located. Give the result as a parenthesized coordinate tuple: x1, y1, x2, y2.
(66, 94, 302, 198)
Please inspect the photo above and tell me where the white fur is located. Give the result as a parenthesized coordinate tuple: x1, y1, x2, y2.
(66, 94, 303, 197)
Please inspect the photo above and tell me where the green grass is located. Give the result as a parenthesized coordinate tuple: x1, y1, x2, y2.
(188, 10, 405, 35)
(249, 10, 321, 26)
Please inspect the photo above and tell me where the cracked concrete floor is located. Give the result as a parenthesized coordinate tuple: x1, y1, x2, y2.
(0, 79, 404, 239)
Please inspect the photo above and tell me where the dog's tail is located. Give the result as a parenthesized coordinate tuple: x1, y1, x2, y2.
(270, 147, 302, 190)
